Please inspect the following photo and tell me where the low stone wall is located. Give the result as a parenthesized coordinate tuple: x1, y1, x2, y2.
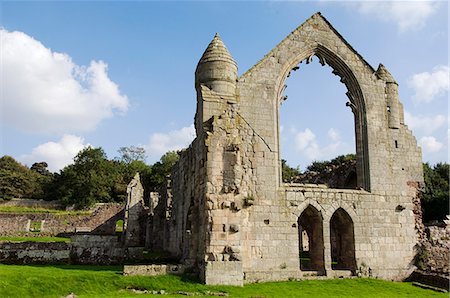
(407, 270, 449, 291)
(71, 235, 124, 265)
(423, 225, 450, 274)
(123, 264, 185, 276)
(0, 235, 124, 265)
(0, 199, 63, 208)
(0, 241, 70, 264)
(0, 203, 124, 236)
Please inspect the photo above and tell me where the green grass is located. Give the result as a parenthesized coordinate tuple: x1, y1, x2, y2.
(0, 264, 446, 298)
(0, 206, 91, 216)
(0, 236, 71, 243)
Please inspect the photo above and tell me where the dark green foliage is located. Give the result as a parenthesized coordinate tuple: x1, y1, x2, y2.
(49, 147, 156, 209)
(148, 151, 180, 191)
(281, 159, 300, 183)
(51, 147, 125, 209)
(0, 148, 178, 209)
(306, 154, 356, 172)
(0, 156, 51, 200)
(422, 162, 449, 222)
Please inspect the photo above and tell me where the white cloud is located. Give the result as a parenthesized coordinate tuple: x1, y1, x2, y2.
(327, 128, 340, 142)
(404, 111, 447, 134)
(1, 29, 129, 134)
(146, 125, 196, 161)
(350, 1, 439, 32)
(408, 65, 449, 103)
(419, 136, 444, 153)
(294, 128, 350, 161)
(20, 135, 89, 172)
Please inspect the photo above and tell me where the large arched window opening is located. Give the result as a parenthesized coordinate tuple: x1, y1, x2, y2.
(280, 57, 356, 188)
(330, 208, 356, 271)
(277, 48, 370, 191)
(298, 205, 325, 274)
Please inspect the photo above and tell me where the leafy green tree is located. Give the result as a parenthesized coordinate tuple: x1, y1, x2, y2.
(306, 154, 355, 172)
(422, 162, 449, 222)
(281, 159, 300, 183)
(149, 151, 180, 191)
(0, 156, 48, 200)
(53, 147, 121, 209)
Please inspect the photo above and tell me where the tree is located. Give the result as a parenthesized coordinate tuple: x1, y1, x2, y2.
(117, 146, 147, 164)
(53, 147, 120, 209)
(306, 154, 356, 173)
(148, 151, 180, 191)
(0, 156, 47, 200)
(422, 162, 449, 222)
(281, 159, 300, 183)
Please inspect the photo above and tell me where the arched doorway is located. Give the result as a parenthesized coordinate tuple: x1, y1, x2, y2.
(298, 205, 325, 273)
(330, 208, 356, 271)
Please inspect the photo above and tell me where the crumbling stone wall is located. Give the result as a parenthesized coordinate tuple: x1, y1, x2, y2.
(0, 203, 124, 236)
(123, 173, 146, 247)
(162, 12, 424, 285)
(0, 235, 124, 265)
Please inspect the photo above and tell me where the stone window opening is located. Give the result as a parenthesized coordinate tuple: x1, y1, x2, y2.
(330, 208, 356, 271)
(298, 205, 325, 274)
(279, 55, 359, 190)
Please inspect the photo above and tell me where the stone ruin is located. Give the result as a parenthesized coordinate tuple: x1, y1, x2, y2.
(147, 13, 424, 286)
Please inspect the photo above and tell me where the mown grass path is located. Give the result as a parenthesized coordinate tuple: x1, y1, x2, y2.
(0, 264, 446, 297)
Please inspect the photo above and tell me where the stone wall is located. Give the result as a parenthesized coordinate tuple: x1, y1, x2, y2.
(0, 235, 124, 265)
(0, 203, 124, 236)
(0, 241, 70, 264)
(163, 12, 424, 286)
(123, 264, 186, 276)
(71, 235, 124, 264)
(420, 225, 450, 274)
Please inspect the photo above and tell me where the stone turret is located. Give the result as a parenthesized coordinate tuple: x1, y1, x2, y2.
(194, 34, 238, 134)
(195, 33, 237, 97)
(377, 64, 401, 129)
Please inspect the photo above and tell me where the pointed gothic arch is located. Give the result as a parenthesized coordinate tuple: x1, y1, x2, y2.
(330, 208, 356, 271)
(298, 205, 325, 273)
(275, 45, 370, 190)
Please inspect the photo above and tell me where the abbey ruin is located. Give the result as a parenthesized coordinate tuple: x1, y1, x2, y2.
(150, 12, 424, 285)
(0, 13, 430, 287)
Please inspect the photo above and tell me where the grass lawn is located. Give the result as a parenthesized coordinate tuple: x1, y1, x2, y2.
(0, 206, 91, 216)
(0, 264, 446, 298)
(0, 236, 71, 243)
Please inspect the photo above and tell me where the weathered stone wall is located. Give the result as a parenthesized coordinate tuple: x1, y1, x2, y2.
(123, 174, 146, 247)
(0, 235, 124, 265)
(0, 203, 124, 236)
(153, 136, 208, 268)
(421, 225, 450, 274)
(0, 199, 62, 209)
(0, 241, 70, 264)
(71, 235, 124, 264)
(123, 264, 186, 276)
(164, 12, 424, 285)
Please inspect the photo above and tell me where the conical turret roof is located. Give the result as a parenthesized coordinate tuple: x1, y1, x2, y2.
(376, 64, 397, 84)
(197, 33, 236, 66)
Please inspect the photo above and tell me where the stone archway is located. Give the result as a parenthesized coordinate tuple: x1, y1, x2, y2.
(298, 205, 325, 273)
(330, 208, 356, 271)
(275, 45, 370, 191)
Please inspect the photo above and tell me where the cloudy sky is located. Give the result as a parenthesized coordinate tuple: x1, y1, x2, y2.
(1, 1, 448, 172)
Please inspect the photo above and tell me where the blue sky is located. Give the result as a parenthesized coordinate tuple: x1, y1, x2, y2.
(1, 1, 448, 172)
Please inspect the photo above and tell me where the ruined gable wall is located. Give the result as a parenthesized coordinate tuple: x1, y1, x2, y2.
(173, 13, 423, 285)
(231, 13, 421, 281)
